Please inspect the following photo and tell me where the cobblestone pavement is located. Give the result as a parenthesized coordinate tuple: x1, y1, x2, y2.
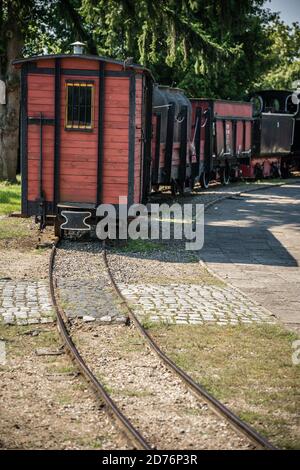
(54, 241, 126, 324)
(120, 283, 275, 325)
(0, 181, 292, 327)
(0, 280, 54, 325)
(112, 181, 291, 326)
(201, 182, 300, 331)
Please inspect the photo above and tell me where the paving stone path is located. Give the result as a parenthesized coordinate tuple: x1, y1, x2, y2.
(116, 181, 287, 325)
(120, 283, 276, 325)
(0, 181, 289, 326)
(201, 182, 300, 331)
(0, 280, 53, 325)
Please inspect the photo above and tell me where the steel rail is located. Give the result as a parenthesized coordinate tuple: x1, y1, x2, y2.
(103, 243, 277, 450)
(49, 239, 151, 450)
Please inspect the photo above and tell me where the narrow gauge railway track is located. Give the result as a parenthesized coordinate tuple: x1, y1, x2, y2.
(49, 237, 276, 450)
(49, 239, 151, 450)
(103, 243, 277, 451)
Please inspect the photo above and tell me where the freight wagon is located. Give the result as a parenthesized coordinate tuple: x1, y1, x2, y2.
(13, 45, 153, 233)
(151, 85, 192, 195)
(189, 99, 253, 187)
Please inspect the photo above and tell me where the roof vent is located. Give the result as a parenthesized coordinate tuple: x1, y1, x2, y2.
(70, 41, 86, 55)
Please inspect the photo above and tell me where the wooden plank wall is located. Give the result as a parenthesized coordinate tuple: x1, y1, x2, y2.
(27, 73, 55, 201)
(59, 74, 99, 203)
(26, 57, 146, 208)
(134, 76, 143, 203)
(102, 74, 130, 204)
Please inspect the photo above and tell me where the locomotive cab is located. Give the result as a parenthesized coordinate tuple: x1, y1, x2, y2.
(249, 90, 298, 177)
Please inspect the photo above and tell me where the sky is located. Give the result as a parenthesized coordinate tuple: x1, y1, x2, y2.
(266, 0, 300, 24)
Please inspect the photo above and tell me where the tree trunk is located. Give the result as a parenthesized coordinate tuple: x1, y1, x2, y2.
(0, 19, 24, 182)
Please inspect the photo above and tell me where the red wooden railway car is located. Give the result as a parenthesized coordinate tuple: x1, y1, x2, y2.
(190, 99, 253, 187)
(151, 85, 192, 195)
(13, 50, 153, 231)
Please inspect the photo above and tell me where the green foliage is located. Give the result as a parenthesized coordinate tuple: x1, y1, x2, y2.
(1, 0, 299, 101)
(255, 19, 300, 90)
(80, 0, 230, 68)
(0, 0, 97, 67)
(0, 178, 21, 215)
(79, 1, 280, 99)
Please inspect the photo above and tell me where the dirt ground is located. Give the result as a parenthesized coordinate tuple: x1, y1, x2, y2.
(0, 217, 126, 449)
(0, 218, 53, 280)
(0, 323, 125, 449)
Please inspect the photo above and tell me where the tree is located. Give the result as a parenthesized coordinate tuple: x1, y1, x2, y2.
(0, 0, 95, 182)
(80, 0, 229, 71)
(0, 0, 25, 181)
(255, 18, 300, 90)
(0, 0, 299, 181)
(80, 0, 277, 99)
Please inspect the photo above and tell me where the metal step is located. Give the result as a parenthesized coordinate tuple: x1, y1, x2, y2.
(60, 211, 92, 231)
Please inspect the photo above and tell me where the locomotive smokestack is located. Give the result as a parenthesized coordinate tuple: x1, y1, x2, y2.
(70, 41, 86, 55)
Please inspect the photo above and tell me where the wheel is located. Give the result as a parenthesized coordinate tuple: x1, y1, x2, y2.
(54, 215, 63, 238)
(189, 176, 195, 191)
(254, 164, 263, 180)
(200, 171, 210, 189)
(221, 166, 230, 185)
(171, 180, 177, 197)
(182, 177, 194, 195)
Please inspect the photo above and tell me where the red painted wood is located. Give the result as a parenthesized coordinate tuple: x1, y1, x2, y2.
(57, 74, 99, 203)
(190, 99, 253, 164)
(26, 56, 149, 209)
(101, 75, 131, 204)
(214, 101, 253, 118)
(104, 98, 129, 108)
(104, 129, 129, 137)
(27, 72, 55, 201)
(105, 63, 123, 71)
(59, 190, 96, 203)
(36, 59, 54, 68)
(104, 122, 129, 129)
(60, 57, 99, 70)
(133, 77, 143, 202)
(105, 114, 129, 123)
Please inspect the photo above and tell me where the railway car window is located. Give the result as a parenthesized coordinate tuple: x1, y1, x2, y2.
(250, 96, 263, 116)
(65, 81, 94, 129)
(272, 98, 280, 112)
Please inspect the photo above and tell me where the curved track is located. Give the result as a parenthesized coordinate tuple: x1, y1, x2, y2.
(103, 243, 277, 450)
(49, 239, 151, 450)
(49, 237, 277, 450)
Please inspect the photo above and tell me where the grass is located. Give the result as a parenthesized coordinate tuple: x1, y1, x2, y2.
(0, 178, 32, 245)
(46, 364, 77, 375)
(76, 437, 104, 449)
(149, 322, 300, 449)
(140, 312, 171, 330)
(111, 238, 165, 253)
(144, 267, 226, 287)
(56, 392, 74, 405)
(0, 218, 30, 240)
(115, 387, 154, 398)
(0, 178, 21, 215)
(0, 323, 60, 364)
